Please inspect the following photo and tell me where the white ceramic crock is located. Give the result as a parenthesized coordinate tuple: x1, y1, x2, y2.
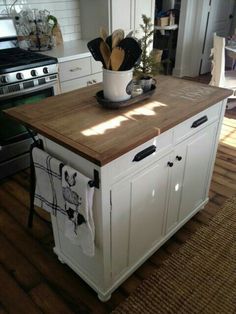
(103, 68, 133, 102)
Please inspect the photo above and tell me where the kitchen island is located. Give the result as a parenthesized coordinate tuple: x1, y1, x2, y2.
(5, 75, 231, 301)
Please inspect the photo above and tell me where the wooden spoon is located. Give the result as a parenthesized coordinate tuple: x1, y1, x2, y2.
(112, 29, 125, 49)
(100, 40, 111, 69)
(99, 26, 108, 42)
(110, 47, 125, 71)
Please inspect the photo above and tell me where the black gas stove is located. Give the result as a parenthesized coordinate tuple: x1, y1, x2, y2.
(0, 17, 59, 180)
(0, 17, 58, 90)
(0, 47, 57, 74)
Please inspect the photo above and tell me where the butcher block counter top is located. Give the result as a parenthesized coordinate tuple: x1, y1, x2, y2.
(5, 76, 231, 166)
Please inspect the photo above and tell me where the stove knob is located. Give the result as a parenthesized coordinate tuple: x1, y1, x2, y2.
(31, 69, 38, 77)
(16, 72, 24, 80)
(0, 76, 8, 84)
(43, 67, 49, 74)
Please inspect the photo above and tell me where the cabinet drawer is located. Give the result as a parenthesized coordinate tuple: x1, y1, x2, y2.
(59, 57, 91, 82)
(174, 102, 222, 144)
(110, 129, 173, 182)
(61, 72, 102, 93)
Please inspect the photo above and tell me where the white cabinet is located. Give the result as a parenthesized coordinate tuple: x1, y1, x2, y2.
(80, 0, 154, 39)
(177, 121, 218, 221)
(111, 0, 134, 33)
(59, 57, 102, 93)
(110, 104, 222, 281)
(41, 100, 225, 301)
(134, 0, 155, 36)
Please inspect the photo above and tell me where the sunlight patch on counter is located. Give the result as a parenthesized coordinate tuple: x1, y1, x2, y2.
(81, 100, 167, 136)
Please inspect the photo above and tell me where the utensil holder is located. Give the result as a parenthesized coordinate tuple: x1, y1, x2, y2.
(103, 68, 133, 102)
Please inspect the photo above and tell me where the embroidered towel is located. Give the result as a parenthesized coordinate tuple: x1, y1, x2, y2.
(32, 147, 65, 215)
(62, 165, 95, 257)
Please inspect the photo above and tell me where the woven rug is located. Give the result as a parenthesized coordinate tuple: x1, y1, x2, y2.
(112, 196, 236, 314)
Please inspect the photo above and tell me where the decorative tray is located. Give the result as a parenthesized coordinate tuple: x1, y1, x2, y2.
(95, 84, 156, 109)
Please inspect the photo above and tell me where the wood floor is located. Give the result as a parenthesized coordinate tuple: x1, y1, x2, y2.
(0, 108, 235, 314)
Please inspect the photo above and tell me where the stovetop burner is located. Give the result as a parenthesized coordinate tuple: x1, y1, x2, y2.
(0, 47, 57, 74)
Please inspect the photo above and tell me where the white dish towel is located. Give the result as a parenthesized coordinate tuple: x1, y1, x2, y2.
(32, 147, 65, 214)
(62, 165, 95, 257)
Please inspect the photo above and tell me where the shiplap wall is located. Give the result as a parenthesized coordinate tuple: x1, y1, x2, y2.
(0, 0, 81, 41)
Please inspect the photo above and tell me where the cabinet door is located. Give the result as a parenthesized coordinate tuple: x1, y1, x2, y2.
(128, 154, 169, 265)
(111, 154, 170, 277)
(111, 0, 134, 33)
(134, 0, 155, 35)
(179, 122, 218, 221)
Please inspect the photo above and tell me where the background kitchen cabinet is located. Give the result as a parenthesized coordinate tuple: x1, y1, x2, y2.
(59, 56, 102, 93)
(79, 0, 155, 39)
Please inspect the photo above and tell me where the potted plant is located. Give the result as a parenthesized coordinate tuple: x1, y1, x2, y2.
(134, 14, 163, 91)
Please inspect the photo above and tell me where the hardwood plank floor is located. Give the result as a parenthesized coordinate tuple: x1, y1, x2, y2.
(0, 107, 235, 314)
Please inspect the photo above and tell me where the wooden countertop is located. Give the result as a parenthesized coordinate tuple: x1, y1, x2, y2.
(5, 75, 231, 166)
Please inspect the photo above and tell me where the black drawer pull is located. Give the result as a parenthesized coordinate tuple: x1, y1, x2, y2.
(191, 115, 208, 128)
(133, 145, 156, 162)
(167, 162, 174, 167)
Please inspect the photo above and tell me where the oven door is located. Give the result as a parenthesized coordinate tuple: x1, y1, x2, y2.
(0, 82, 58, 147)
(0, 78, 59, 179)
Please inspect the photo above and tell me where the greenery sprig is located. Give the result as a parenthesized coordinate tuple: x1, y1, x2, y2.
(134, 14, 162, 79)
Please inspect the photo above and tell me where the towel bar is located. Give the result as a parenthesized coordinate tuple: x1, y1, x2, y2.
(88, 169, 100, 189)
(28, 138, 44, 228)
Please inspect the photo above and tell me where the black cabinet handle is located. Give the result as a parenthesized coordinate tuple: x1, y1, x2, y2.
(133, 145, 156, 162)
(176, 156, 182, 161)
(191, 115, 208, 128)
(167, 162, 174, 167)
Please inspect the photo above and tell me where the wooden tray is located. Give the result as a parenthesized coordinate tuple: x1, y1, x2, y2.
(95, 85, 156, 109)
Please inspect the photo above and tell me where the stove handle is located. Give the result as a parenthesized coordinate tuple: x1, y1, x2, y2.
(0, 80, 58, 101)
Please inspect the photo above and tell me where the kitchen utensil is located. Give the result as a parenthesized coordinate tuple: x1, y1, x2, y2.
(118, 37, 142, 70)
(112, 29, 124, 48)
(87, 37, 106, 68)
(100, 40, 111, 69)
(100, 26, 108, 42)
(110, 47, 125, 71)
(106, 34, 112, 50)
(126, 30, 134, 38)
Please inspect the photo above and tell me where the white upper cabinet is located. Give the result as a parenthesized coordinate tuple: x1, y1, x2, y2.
(134, 0, 155, 34)
(111, 0, 134, 33)
(79, 0, 154, 39)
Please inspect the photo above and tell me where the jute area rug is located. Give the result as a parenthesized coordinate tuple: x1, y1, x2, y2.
(113, 196, 236, 314)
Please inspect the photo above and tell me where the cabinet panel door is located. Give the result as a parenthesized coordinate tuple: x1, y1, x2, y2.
(111, 0, 134, 32)
(179, 122, 218, 220)
(129, 155, 169, 265)
(134, 0, 155, 33)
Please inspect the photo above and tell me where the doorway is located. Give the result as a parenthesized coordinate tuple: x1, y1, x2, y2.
(153, 0, 181, 74)
(200, 0, 235, 74)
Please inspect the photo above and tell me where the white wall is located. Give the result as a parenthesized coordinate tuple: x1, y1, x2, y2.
(0, 0, 81, 41)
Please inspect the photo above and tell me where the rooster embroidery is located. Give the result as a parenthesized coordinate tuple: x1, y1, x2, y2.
(62, 170, 86, 233)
